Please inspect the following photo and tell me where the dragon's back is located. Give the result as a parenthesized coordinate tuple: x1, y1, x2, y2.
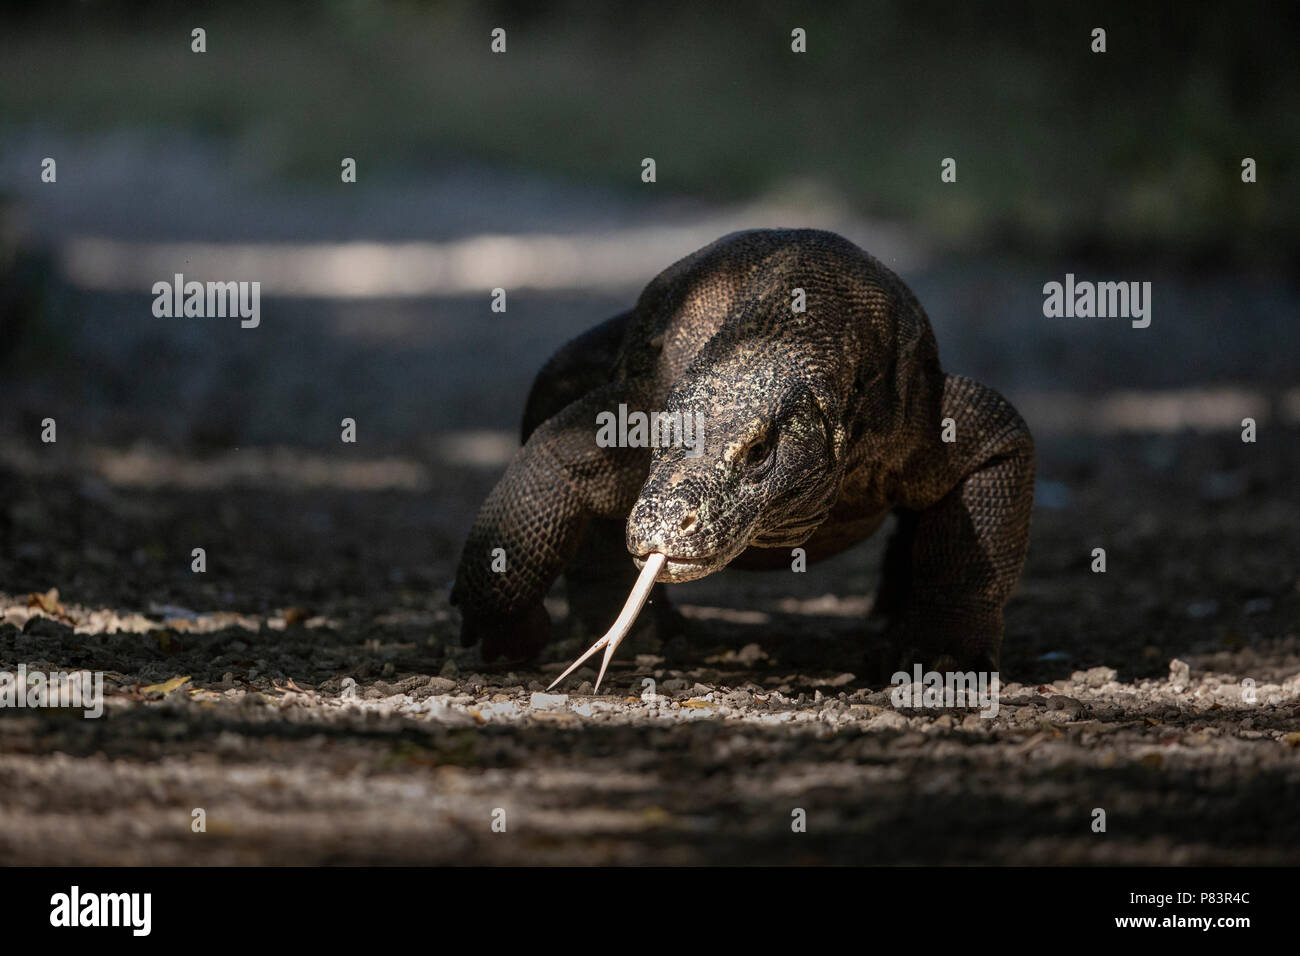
(615, 228, 940, 415)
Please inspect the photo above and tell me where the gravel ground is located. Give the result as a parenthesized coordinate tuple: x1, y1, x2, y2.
(1, 605, 1297, 865)
(2, 423, 1298, 866)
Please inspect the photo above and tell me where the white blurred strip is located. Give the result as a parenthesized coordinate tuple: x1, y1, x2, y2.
(1019, 387, 1279, 435)
(0, 435, 517, 488)
(93, 446, 430, 490)
(429, 430, 519, 468)
(56, 217, 924, 298)
(0, 444, 430, 490)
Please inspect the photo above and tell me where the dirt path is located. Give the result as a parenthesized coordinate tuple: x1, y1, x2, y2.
(2, 419, 1298, 865)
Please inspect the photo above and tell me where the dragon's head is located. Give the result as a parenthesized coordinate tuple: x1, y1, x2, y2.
(625, 355, 846, 582)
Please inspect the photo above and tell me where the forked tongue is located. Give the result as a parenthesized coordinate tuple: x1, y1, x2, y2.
(547, 552, 666, 693)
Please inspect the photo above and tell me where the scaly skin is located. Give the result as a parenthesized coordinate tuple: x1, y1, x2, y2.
(450, 229, 1035, 674)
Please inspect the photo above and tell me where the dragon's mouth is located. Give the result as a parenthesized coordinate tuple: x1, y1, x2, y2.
(633, 552, 724, 582)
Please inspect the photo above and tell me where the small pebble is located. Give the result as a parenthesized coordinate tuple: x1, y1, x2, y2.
(1081, 666, 1117, 688)
(426, 677, 458, 695)
(1046, 695, 1085, 718)
(529, 692, 568, 711)
(868, 711, 907, 730)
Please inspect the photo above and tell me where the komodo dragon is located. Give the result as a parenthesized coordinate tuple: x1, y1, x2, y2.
(450, 229, 1035, 688)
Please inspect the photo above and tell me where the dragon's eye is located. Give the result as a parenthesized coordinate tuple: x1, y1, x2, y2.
(743, 433, 775, 476)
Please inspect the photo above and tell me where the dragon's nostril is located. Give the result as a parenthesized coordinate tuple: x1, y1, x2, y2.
(679, 513, 698, 533)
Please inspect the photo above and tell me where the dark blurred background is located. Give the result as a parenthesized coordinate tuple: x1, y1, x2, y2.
(1, 0, 1297, 676)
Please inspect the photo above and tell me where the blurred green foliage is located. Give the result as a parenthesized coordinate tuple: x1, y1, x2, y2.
(2, 0, 1295, 263)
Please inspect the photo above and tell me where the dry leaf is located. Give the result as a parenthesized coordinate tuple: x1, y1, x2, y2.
(139, 675, 191, 696)
(641, 806, 671, 825)
(27, 588, 66, 616)
(283, 607, 310, 627)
